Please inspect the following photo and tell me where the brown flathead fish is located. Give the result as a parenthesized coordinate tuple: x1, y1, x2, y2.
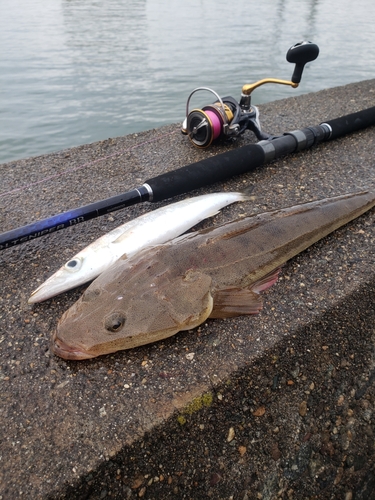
(52, 191, 375, 360)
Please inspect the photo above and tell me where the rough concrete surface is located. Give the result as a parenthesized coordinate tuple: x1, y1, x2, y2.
(1, 80, 375, 499)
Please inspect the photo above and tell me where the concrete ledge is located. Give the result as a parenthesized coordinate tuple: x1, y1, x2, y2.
(1, 79, 375, 499)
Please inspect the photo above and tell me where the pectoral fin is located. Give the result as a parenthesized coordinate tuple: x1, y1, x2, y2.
(210, 288, 264, 318)
(210, 268, 281, 318)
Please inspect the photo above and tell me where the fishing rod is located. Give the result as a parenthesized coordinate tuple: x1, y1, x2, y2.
(1, 43, 375, 251)
(2, 104, 374, 251)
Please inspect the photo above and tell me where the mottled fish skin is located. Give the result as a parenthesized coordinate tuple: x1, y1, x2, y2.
(29, 191, 252, 303)
(52, 191, 375, 360)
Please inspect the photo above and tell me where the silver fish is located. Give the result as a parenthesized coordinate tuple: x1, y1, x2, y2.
(29, 191, 252, 302)
(52, 190, 375, 360)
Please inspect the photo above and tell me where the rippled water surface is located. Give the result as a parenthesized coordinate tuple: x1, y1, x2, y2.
(1, 0, 374, 164)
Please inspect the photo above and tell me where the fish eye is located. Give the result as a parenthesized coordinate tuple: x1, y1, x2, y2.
(104, 312, 126, 333)
(64, 258, 82, 272)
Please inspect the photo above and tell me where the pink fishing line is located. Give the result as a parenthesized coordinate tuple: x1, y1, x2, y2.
(204, 110, 222, 140)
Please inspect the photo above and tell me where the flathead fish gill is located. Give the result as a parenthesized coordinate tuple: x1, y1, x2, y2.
(52, 190, 375, 360)
(29, 191, 252, 303)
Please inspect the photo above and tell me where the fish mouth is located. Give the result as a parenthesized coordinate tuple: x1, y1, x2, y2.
(51, 332, 94, 361)
(29, 277, 77, 304)
(28, 283, 50, 304)
(28, 281, 64, 304)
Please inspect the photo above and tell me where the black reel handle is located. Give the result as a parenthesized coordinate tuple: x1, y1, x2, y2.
(287, 41, 320, 84)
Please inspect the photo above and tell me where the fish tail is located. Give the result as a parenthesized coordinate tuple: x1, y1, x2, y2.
(239, 185, 255, 201)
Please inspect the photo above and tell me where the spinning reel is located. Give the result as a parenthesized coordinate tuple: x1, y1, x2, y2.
(181, 41, 319, 148)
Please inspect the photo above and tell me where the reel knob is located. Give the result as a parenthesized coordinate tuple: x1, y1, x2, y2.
(287, 41, 319, 84)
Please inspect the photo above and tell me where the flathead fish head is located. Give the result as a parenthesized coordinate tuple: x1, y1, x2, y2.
(51, 252, 214, 360)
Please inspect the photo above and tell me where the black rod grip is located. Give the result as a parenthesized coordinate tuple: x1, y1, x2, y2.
(324, 106, 375, 140)
(146, 144, 266, 202)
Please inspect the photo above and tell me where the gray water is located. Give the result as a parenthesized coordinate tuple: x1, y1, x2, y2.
(1, 0, 375, 165)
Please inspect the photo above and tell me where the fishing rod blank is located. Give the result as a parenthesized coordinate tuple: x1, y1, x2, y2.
(1, 106, 374, 251)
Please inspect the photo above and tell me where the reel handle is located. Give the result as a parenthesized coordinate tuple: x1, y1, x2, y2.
(287, 41, 319, 84)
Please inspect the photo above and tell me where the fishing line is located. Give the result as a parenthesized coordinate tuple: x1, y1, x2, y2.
(0, 129, 178, 198)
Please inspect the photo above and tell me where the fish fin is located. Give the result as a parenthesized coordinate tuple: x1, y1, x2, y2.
(250, 267, 281, 293)
(210, 268, 281, 318)
(210, 288, 264, 318)
(240, 185, 255, 200)
(205, 209, 221, 218)
(113, 231, 132, 244)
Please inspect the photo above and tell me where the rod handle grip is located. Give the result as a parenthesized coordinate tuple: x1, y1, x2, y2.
(146, 144, 265, 202)
(324, 106, 375, 140)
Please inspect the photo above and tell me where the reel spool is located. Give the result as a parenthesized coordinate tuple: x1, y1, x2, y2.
(182, 89, 240, 148)
(181, 41, 319, 148)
